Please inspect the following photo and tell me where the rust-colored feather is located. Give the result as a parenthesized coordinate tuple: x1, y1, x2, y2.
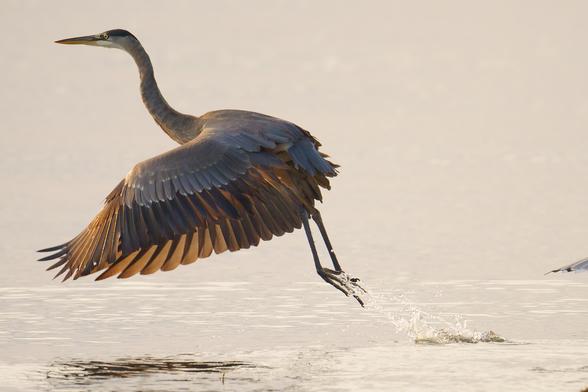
(39, 109, 338, 282)
(181, 231, 200, 265)
(119, 246, 157, 279)
(162, 234, 187, 271)
(141, 240, 172, 275)
(212, 223, 228, 254)
(199, 228, 213, 258)
(96, 249, 141, 281)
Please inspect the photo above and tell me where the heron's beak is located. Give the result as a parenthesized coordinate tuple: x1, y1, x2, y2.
(55, 35, 102, 45)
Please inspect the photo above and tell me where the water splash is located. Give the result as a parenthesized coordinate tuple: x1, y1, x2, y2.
(362, 287, 507, 345)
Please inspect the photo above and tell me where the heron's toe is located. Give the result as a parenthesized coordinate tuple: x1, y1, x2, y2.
(318, 268, 367, 306)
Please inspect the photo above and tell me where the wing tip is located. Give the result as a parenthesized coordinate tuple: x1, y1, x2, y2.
(547, 257, 588, 275)
(37, 243, 67, 253)
(38, 250, 67, 262)
(546, 265, 583, 274)
(95, 272, 110, 281)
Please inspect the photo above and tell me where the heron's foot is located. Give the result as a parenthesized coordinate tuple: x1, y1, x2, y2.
(318, 268, 367, 307)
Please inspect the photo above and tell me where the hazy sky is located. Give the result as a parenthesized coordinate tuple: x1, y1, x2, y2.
(1, 1, 588, 286)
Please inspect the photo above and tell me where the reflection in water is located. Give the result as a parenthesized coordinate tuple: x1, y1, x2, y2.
(46, 355, 256, 386)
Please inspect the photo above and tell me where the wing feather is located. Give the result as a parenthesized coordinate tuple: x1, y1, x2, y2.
(96, 249, 141, 281)
(39, 110, 338, 281)
(162, 234, 186, 272)
(141, 240, 172, 275)
(119, 246, 158, 279)
(199, 227, 214, 258)
(181, 231, 200, 265)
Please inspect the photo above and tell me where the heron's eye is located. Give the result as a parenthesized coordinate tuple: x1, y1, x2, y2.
(102, 33, 109, 40)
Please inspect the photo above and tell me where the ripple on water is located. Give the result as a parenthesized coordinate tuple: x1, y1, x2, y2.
(531, 365, 588, 374)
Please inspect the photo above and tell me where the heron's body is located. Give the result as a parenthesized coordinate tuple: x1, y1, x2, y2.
(40, 29, 365, 304)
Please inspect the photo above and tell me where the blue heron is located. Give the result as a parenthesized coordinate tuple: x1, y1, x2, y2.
(39, 29, 365, 305)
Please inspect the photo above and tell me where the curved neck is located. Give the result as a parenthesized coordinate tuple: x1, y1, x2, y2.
(125, 40, 198, 144)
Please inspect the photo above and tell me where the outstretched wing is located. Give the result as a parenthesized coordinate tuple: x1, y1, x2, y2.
(38, 114, 337, 281)
(548, 257, 588, 274)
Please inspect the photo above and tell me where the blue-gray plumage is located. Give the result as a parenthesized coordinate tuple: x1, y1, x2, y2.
(40, 29, 365, 305)
(548, 258, 588, 274)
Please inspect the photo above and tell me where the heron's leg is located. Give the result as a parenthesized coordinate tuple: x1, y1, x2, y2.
(301, 210, 323, 272)
(310, 210, 367, 305)
(302, 211, 349, 296)
(311, 211, 342, 272)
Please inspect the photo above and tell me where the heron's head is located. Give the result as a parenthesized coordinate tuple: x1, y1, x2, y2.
(55, 29, 137, 50)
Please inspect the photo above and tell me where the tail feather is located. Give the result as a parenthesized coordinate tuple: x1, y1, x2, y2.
(288, 139, 337, 177)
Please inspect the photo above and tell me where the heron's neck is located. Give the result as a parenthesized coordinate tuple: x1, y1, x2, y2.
(127, 41, 198, 144)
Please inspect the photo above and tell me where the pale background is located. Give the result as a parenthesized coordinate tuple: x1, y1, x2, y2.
(0, 1, 587, 391)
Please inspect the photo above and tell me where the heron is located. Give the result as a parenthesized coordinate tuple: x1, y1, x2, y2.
(39, 29, 366, 305)
(547, 258, 588, 274)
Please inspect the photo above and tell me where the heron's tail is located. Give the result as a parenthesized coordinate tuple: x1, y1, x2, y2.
(288, 138, 338, 177)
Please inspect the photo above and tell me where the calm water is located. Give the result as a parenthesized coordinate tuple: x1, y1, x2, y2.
(0, 279, 587, 391)
(2, 1, 588, 391)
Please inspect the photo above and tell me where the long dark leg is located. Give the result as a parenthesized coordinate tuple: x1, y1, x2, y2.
(311, 209, 367, 303)
(301, 210, 350, 297)
(301, 210, 323, 273)
(311, 210, 342, 272)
